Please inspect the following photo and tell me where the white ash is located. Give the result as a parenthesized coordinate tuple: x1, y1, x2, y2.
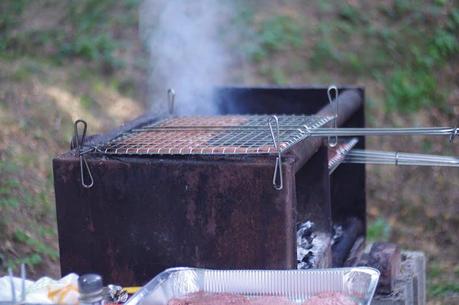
(297, 221, 328, 269)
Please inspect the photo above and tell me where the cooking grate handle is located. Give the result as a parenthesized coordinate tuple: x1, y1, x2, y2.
(307, 127, 457, 138)
(343, 149, 459, 167)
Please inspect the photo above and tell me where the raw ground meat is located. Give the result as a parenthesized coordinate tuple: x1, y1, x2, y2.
(167, 291, 356, 305)
(248, 296, 296, 305)
(167, 293, 295, 305)
(302, 292, 357, 305)
(167, 292, 250, 305)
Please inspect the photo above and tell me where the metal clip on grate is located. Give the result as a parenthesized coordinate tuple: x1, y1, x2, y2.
(450, 125, 458, 143)
(327, 85, 339, 148)
(269, 115, 283, 190)
(74, 120, 94, 189)
(168, 88, 175, 115)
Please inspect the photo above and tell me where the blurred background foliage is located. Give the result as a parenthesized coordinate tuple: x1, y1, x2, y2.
(0, 0, 458, 304)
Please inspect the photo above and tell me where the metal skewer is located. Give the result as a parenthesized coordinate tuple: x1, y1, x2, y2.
(132, 125, 457, 138)
(306, 127, 457, 137)
(344, 149, 459, 167)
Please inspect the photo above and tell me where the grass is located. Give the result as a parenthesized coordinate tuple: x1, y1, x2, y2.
(0, 160, 21, 209)
(428, 263, 459, 298)
(305, 1, 459, 113)
(0, 0, 139, 72)
(366, 218, 391, 242)
(0, 149, 59, 273)
(246, 14, 303, 65)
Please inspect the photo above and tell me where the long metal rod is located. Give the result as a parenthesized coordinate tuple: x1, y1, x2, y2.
(344, 149, 459, 167)
(130, 126, 457, 141)
(131, 126, 310, 132)
(307, 127, 456, 136)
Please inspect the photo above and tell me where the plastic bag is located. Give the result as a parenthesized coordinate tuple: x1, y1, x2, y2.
(0, 273, 79, 304)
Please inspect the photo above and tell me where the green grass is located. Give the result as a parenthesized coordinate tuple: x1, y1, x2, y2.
(367, 217, 391, 242)
(250, 15, 303, 62)
(306, 2, 458, 114)
(80, 95, 95, 110)
(0, 149, 58, 272)
(0, 160, 21, 209)
(429, 282, 459, 297)
(427, 262, 459, 298)
(13, 229, 59, 261)
(0, 0, 137, 72)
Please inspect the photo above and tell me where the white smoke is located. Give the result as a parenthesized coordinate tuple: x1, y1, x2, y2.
(140, 0, 231, 115)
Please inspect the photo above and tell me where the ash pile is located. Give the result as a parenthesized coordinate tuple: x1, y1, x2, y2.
(297, 221, 331, 269)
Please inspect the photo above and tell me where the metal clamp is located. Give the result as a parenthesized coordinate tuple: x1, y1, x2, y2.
(168, 88, 175, 115)
(394, 151, 399, 166)
(327, 85, 339, 147)
(74, 120, 94, 189)
(449, 126, 457, 143)
(268, 115, 283, 190)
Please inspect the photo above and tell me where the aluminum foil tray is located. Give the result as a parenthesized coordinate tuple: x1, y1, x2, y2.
(126, 267, 380, 305)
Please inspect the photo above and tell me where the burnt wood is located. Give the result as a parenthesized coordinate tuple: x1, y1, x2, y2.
(331, 217, 364, 267)
(355, 242, 402, 294)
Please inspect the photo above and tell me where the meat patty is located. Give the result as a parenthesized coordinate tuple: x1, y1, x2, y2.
(167, 291, 356, 305)
(302, 292, 357, 305)
(167, 292, 250, 305)
(248, 296, 296, 305)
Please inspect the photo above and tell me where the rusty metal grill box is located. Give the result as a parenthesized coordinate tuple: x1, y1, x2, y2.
(53, 86, 366, 286)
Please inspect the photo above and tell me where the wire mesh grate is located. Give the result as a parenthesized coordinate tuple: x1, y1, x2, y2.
(328, 138, 359, 174)
(95, 115, 333, 156)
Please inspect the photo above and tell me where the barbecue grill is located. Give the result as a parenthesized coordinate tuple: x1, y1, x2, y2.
(53, 86, 367, 286)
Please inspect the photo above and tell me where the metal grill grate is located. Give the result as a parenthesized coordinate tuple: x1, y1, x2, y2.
(328, 138, 359, 174)
(95, 115, 333, 156)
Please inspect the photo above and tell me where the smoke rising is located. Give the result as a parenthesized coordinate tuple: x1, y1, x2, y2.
(140, 0, 232, 115)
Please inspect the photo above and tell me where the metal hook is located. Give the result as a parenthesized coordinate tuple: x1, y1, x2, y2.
(168, 88, 175, 115)
(268, 115, 283, 191)
(74, 120, 87, 155)
(449, 126, 457, 143)
(80, 155, 94, 188)
(327, 85, 339, 147)
(74, 120, 94, 189)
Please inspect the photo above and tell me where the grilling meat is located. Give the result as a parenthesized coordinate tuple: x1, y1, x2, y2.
(167, 292, 296, 305)
(167, 292, 249, 305)
(167, 291, 355, 305)
(302, 292, 356, 305)
(249, 296, 295, 305)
